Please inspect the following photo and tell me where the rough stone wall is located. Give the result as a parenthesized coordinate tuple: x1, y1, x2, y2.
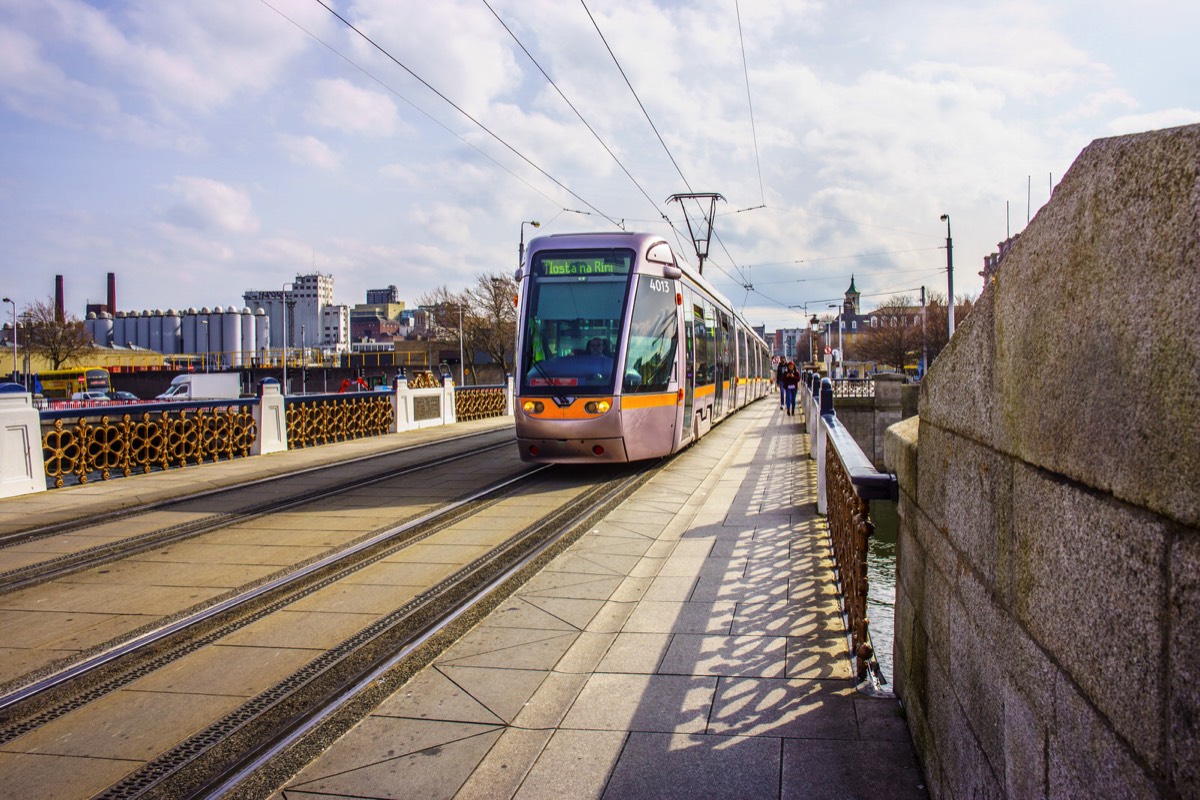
(884, 124, 1200, 797)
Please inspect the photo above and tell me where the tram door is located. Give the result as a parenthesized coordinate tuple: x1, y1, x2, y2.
(682, 288, 695, 439)
(713, 312, 727, 418)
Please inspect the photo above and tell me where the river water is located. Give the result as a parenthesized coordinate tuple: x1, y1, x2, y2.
(866, 499, 898, 685)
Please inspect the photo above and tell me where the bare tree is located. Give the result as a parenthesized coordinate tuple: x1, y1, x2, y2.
(856, 294, 920, 372)
(420, 272, 520, 383)
(925, 291, 975, 365)
(23, 297, 94, 369)
(463, 272, 517, 379)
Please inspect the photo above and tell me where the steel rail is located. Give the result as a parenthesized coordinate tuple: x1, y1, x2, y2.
(0, 426, 513, 546)
(134, 464, 656, 800)
(0, 437, 515, 594)
(0, 461, 546, 715)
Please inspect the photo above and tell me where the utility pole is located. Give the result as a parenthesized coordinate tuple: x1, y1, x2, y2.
(920, 286, 928, 378)
(940, 214, 955, 339)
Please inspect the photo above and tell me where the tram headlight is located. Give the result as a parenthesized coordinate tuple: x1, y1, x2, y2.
(584, 400, 610, 414)
(522, 400, 545, 414)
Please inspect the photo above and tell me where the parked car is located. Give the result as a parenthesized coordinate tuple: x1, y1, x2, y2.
(70, 390, 111, 401)
(106, 390, 140, 401)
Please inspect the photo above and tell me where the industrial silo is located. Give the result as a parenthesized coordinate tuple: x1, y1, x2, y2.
(113, 311, 127, 349)
(97, 312, 114, 347)
(223, 306, 241, 367)
(196, 307, 212, 360)
(182, 308, 198, 355)
(254, 308, 270, 366)
(240, 308, 256, 367)
(149, 310, 163, 352)
(136, 310, 151, 350)
(85, 312, 97, 344)
(163, 309, 181, 354)
(207, 306, 223, 368)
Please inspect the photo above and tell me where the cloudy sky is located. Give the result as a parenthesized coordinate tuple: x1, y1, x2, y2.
(1, 0, 1196, 331)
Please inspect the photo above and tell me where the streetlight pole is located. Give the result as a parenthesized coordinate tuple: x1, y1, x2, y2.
(198, 320, 209, 373)
(940, 213, 954, 339)
(829, 304, 843, 377)
(2, 297, 15, 381)
(301, 324, 306, 394)
(281, 282, 293, 395)
(920, 286, 928, 378)
(519, 220, 541, 269)
(457, 304, 464, 386)
(809, 314, 819, 365)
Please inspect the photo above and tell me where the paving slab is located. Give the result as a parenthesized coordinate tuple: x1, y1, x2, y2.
(269, 400, 928, 798)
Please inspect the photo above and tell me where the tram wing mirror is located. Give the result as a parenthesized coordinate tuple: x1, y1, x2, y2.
(514, 267, 524, 283)
(646, 242, 682, 279)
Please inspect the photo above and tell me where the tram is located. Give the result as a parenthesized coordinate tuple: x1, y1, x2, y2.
(514, 231, 771, 463)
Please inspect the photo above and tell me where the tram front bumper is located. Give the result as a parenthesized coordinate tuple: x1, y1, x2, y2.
(517, 436, 629, 463)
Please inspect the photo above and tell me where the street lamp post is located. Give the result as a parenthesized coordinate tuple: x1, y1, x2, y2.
(829, 304, 843, 377)
(281, 282, 294, 395)
(457, 304, 464, 386)
(2, 297, 15, 382)
(301, 324, 306, 394)
(198, 320, 209, 373)
(519, 220, 541, 269)
(940, 214, 954, 339)
(809, 314, 820, 365)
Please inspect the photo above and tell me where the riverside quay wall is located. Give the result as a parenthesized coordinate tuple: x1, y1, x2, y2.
(885, 124, 1199, 797)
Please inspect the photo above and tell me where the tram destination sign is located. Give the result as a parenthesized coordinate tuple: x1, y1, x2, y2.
(534, 250, 632, 277)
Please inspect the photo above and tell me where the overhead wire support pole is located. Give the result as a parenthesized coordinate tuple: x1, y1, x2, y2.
(667, 193, 725, 274)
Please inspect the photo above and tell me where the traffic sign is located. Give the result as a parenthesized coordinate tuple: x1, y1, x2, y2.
(824, 346, 832, 354)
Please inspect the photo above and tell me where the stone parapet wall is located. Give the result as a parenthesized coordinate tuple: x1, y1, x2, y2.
(885, 124, 1199, 797)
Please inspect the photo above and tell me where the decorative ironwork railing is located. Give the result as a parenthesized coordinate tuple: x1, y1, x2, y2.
(284, 393, 393, 449)
(455, 385, 508, 422)
(41, 402, 257, 489)
(804, 375, 897, 687)
(33, 378, 515, 490)
(830, 378, 875, 398)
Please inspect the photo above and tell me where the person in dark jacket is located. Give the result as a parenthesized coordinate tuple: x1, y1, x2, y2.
(780, 361, 801, 416)
(775, 360, 787, 408)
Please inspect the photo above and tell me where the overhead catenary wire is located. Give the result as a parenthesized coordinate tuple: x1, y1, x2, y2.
(580, 0, 695, 195)
(734, 0, 765, 207)
(482, 0, 671, 227)
(259, 0, 564, 210)
(310, 0, 625, 228)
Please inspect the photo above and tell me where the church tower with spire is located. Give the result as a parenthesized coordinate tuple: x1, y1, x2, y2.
(844, 275, 861, 317)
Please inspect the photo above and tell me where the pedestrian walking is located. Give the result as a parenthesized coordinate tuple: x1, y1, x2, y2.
(775, 360, 787, 408)
(781, 361, 801, 416)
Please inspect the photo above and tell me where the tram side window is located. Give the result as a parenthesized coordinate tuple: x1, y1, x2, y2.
(695, 299, 717, 386)
(622, 277, 679, 393)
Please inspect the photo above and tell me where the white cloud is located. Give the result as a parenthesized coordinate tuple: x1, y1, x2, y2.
(279, 134, 343, 172)
(308, 78, 399, 136)
(162, 177, 259, 235)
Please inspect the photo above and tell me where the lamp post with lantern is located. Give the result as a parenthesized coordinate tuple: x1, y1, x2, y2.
(519, 220, 541, 269)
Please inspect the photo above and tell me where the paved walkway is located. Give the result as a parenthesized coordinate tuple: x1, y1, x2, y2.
(273, 401, 927, 800)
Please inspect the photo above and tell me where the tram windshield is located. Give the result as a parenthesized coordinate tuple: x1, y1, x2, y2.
(520, 248, 634, 395)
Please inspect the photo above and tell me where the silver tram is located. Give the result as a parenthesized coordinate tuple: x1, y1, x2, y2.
(513, 231, 771, 463)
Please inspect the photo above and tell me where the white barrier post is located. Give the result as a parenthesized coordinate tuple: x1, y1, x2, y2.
(392, 373, 413, 433)
(251, 378, 288, 455)
(0, 383, 46, 498)
(443, 377, 457, 425)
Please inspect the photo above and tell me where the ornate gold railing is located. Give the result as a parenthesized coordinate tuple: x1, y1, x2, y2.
(407, 371, 440, 389)
(284, 394, 393, 449)
(456, 386, 508, 422)
(42, 405, 257, 488)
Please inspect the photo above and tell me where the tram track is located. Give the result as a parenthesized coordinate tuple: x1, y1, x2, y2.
(103, 462, 656, 800)
(0, 427, 514, 549)
(0, 434, 515, 595)
(0, 444, 665, 800)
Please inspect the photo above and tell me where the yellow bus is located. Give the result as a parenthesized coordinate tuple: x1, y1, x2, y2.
(37, 366, 112, 398)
